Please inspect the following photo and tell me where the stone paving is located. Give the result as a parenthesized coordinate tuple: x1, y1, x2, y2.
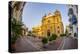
(15, 36, 78, 52)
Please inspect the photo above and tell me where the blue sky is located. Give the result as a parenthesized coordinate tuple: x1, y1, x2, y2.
(22, 2, 69, 31)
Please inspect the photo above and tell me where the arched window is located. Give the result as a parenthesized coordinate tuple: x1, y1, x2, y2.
(58, 26, 59, 29)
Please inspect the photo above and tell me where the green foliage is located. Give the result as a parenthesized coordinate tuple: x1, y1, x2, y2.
(60, 34, 66, 37)
(42, 37, 48, 44)
(11, 18, 23, 44)
(11, 35, 18, 44)
(49, 36, 53, 41)
(49, 34, 57, 41)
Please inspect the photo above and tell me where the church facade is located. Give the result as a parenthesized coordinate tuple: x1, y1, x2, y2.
(32, 10, 64, 37)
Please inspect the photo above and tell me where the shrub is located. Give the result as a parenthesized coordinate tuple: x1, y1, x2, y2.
(42, 37, 48, 44)
(11, 35, 18, 44)
(11, 18, 23, 44)
(49, 36, 53, 41)
(60, 34, 66, 37)
(49, 34, 57, 41)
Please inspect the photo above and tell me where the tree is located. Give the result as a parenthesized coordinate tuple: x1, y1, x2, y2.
(49, 34, 57, 41)
(42, 37, 48, 44)
(11, 18, 23, 52)
(60, 34, 66, 37)
(11, 18, 23, 43)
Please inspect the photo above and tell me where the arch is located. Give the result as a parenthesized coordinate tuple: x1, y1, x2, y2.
(9, 1, 26, 21)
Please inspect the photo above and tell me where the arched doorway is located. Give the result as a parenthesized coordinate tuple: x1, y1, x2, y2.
(47, 29, 50, 36)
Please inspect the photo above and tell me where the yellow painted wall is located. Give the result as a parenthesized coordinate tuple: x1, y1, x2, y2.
(32, 10, 64, 37)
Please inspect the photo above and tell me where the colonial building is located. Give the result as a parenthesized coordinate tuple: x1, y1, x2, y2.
(32, 25, 43, 37)
(32, 10, 64, 37)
